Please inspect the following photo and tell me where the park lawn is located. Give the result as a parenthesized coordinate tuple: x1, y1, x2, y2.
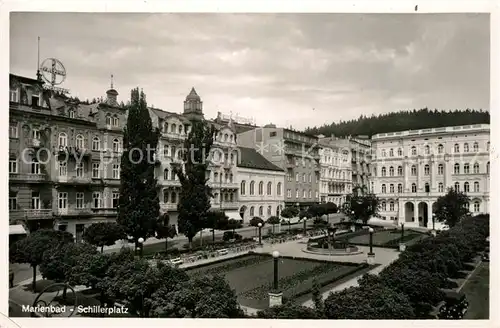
(347, 229, 424, 247)
(186, 254, 366, 309)
(462, 262, 489, 319)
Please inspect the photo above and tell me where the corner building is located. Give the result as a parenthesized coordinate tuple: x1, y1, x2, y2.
(371, 124, 490, 228)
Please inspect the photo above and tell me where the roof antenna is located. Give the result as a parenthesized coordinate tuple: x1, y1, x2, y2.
(36, 36, 42, 81)
(110, 74, 114, 89)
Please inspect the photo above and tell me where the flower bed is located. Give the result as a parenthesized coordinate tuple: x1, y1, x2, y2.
(344, 229, 426, 249)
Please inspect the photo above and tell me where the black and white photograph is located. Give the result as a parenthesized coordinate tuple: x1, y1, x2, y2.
(5, 4, 494, 325)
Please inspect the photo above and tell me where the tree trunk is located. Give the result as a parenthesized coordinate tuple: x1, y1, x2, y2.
(212, 229, 215, 244)
(101, 245, 104, 253)
(303, 220, 307, 235)
(32, 265, 37, 291)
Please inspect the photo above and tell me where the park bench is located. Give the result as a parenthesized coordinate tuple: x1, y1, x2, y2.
(218, 248, 229, 256)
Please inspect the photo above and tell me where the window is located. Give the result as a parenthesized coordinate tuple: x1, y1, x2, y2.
(296, 189, 299, 198)
(411, 165, 417, 176)
(397, 166, 403, 176)
(381, 167, 386, 177)
(240, 181, 246, 195)
(474, 201, 480, 213)
(68, 110, 75, 118)
(76, 163, 83, 177)
(76, 135, 84, 149)
(112, 192, 119, 208)
(425, 183, 430, 193)
(30, 158, 40, 174)
(382, 202, 386, 211)
(31, 95, 40, 107)
(92, 192, 102, 208)
(389, 201, 395, 211)
(112, 164, 120, 179)
(59, 133, 68, 147)
(92, 162, 100, 178)
(464, 163, 470, 174)
(9, 192, 17, 210)
(411, 183, 417, 193)
(302, 173, 306, 182)
(464, 143, 469, 152)
(315, 191, 319, 199)
(473, 142, 478, 152)
(9, 159, 18, 173)
(438, 164, 444, 175)
(76, 192, 84, 209)
(32, 129, 41, 140)
(438, 183, 444, 193)
(411, 146, 417, 156)
(424, 145, 430, 154)
(250, 181, 255, 195)
(258, 181, 264, 195)
(112, 116, 119, 127)
(487, 162, 490, 174)
(397, 184, 403, 193)
(397, 148, 402, 156)
(487, 142, 490, 152)
(250, 206, 255, 216)
(438, 144, 444, 154)
(473, 163, 479, 174)
(389, 166, 394, 176)
(277, 182, 282, 196)
(464, 182, 470, 193)
(59, 161, 67, 176)
(389, 184, 394, 193)
(454, 163, 460, 174)
(454, 143, 460, 153)
(389, 149, 394, 157)
(295, 173, 299, 182)
(31, 192, 41, 209)
(287, 189, 291, 198)
(9, 123, 18, 138)
(92, 137, 101, 151)
(309, 173, 312, 183)
(309, 190, 312, 198)
(270, 131, 277, 137)
(424, 165, 430, 175)
(164, 169, 169, 180)
(58, 192, 68, 209)
(106, 115, 112, 126)
(171, 192, 177, 203)
(381, 184, 386, 193)
(9, 88, 18, 102)
(464, 203, 470, 211)
(259, 206, 263, 216)
(112, 139, 120, 152)
(474, 181, 480, 192)
(454, 182, 460, 192)
(267, 182, 272, 195)
(303, 189, 307, 198)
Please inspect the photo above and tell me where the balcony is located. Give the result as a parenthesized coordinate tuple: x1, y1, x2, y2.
(26, 138, 43, 148)
(212, 202, 239, 210)
(9, 173, 48, 183)
(160, 203, 178, 212)
(55, 208, 93, 217)
(55, 176, 92, 185)
(91, 208, 118, 216)
(10, 209, 53, 220)
(159, 179, 181, 187)
(210, 181, 239, 189)
(162, 132, 186, 141)
(56, 146, 92, 159)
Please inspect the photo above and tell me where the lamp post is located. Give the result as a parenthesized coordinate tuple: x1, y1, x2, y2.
(268, 250, 282, 307)
(399, 223, 406, 252)
(138, 237, 144, 258)
(401, 222, 405, 239)
(258, 222, 263, 245)
(431, 213, 437, 236)
(350, 210, 355, 232)
(367, 227, 375, 264)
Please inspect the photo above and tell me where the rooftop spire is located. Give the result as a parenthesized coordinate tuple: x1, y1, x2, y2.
(110, 74, 114, 89)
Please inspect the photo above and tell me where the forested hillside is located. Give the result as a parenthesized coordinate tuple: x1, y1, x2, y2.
(305, 108, 490, 138)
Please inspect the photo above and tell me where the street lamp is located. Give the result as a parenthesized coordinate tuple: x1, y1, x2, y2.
(272, 251, 280, 291)
(258, 222, 263, 245)
(138, 237, 144, 258)
(368, 227, 374, 255)
(431, 213, 437, 236)
(268, 250, 283, 307)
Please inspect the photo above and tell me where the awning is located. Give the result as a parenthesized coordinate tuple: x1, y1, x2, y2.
(226, 211, 243, 222)
(9, 224, 27, 235)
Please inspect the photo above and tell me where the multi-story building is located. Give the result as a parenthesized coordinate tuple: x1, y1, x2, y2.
(317, 135, 352, 206)
(371, 124, 490, 228)
(9, 73, 127, 241)
(237, 147, 285, 223)
(214, 111, 258, 134)
(237, 126, 320, 210)
(349, 136, 372, 192)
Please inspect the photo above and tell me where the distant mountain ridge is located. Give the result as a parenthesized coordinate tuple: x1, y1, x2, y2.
(305, 108, 490, 138)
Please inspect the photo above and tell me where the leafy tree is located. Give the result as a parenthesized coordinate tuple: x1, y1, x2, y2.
(155, 213, 177, 252)
(226, 219, 241, 234)
(206, 210, 229, 243)
(434, 187, 470, 227)
(249, 216, 265, 227)
(83, 222, 127, 253)
(9, 229, 74, 290)
(176, 119, 216, 248)
(298, 209, 312, 235)
(324, 202, 338, 223)
(267, 216, 281, 234)
(341, 186, 380, 224)
(117, 88, 160, 249)
(151, 275, 244, 318)
(280, 207, 298, 232)
(307, 204, 327, 220)
(257, 304, 319, 319)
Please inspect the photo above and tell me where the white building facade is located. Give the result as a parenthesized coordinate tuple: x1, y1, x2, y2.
(237, 147, 286, 223)
(371, 124, 490, 228)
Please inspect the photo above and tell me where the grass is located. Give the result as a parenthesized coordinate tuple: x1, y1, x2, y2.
(346, 229, 425, 248)
(186, 253, 366, 309)
(462, 262, 489, 319)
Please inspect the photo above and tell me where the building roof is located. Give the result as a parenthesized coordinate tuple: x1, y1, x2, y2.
(237, 147, 284, 172)
(186, 87, 200, 101)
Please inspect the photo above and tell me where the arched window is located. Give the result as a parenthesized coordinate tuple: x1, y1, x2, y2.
(411, 146, 417, 156)
(389, 184, 394, 193)
(171, 192, 177, 204)
(464, 143, 469, 152)
(163, 191, 169, 203)
(473, 142, 479, 152)
(381, 167, 386, 176)
(258, 181, 264, 195)
(224, 134, 229, 142)
(381, 149, 386, 157)
(474, 181, 480, 192)
(438, 144, 444, 154)
(438, 183, 444, 193)
(424, 164, 430, 175)
(411, 165, 417, 176)
(250, 181, 255, 195)
(267, 181, 272, 195)
(164, 122, 169, 132)
(411, 183, 417, 193)
(163, 169, 169, 180)
(76, 134, 84, 149)
(171, 169, 176, 180)
(258, 206, 263, 216)
(389, 201, 395, 211)
(424, 182, 430, 192)
(389, 148, 394, 157)
(464, 163, 470, 174)
(381, 184, 386, 193)
(464, 182, 470, 193)
(112, 138, 120, 152)
(397, 166, 403, 176)
(381, 201, 387, 211)
(178, 125, 183, 134)
(171, 123, 177, 133)
(397, 184, 403, 193)
(454, 163, 460, 174)
(105, 114, 112, 125)
(58, 132, 67, 147)
(389, 166, 394, 176)
(92, 137, 100, 150)
(240, 180, 246, 195)
(397, 148, 403, 156)
(267, 206, 272, 216)
(277, 182, 282, 196)
(438, 164, 444, 175)
(454, 182, 460, 192)
(474, 201, 480, 212)
(112, 115, 119, 126)
(454, 143, 460, 153)
(250, 206, 255, 216)
(473, 162, 479, 173)
(425, 145, 430, 154)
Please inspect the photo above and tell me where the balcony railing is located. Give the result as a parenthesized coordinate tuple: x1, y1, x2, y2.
(9, 173, 47, 182)
(212, 202, 239, 210)
(91, 208, 118, 215)
(209, 182, 239, 189)
(162, 132, 186, 141)
(55, 208, 93, 216)
(10, 209, 53, 220)
(159, 179, 181, 187)
(26, 138, 43, 148)
(160, 203, 178, 212)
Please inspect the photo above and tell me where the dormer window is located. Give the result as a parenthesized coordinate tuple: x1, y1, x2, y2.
(171, 123, 177, 133)
(112, 115, 119, 126)
(31, 95, 40, 107)
(68, 110, 75, 118)
(105, 114, 112, 126)
(164, 122, 169, 133)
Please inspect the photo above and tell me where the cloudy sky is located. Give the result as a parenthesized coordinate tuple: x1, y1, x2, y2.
(10, 13, 489, 129)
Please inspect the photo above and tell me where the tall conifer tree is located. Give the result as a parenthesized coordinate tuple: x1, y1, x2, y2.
(117, 88, 160, 246)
